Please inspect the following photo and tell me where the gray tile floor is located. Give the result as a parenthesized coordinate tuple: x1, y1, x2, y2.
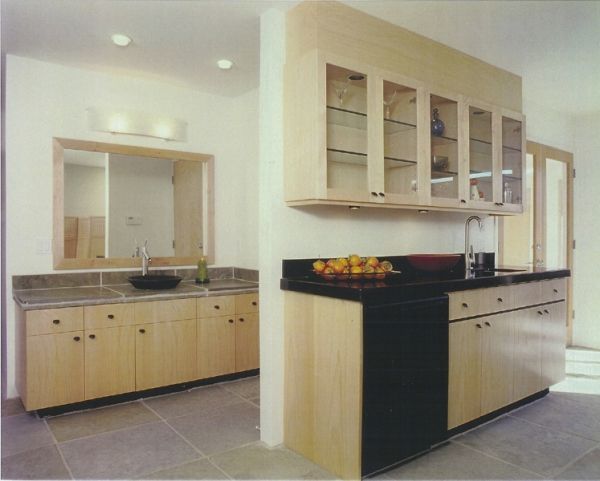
(2, 348, 600, 480)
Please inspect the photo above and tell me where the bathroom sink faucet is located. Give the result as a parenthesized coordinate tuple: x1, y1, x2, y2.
(465, 216, 483, 272)
(141, 240, 152, 276)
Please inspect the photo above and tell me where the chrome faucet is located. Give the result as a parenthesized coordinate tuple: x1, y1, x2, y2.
(141, 240, 152, 276)
(465, 216, 483, 272)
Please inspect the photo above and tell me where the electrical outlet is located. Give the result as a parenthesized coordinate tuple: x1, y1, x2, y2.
(36, 238, 51, 255)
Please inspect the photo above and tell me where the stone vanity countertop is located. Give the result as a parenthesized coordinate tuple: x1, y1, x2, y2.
(14, 279, 259, 310)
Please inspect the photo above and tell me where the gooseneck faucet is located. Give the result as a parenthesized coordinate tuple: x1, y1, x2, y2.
(465, 216, 483, 272)
(141, 240, 152, 276)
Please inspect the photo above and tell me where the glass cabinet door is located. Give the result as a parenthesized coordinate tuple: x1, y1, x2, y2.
(325, 64, 369, 196)
(430, 95, 459, 201)
(468, 106, 494, 203)
(382, 80, 418, 198)
(501, 117, 524, 206)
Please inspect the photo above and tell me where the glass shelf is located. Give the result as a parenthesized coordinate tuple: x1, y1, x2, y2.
(384, 118, 416, 135)
(384, 157, 417, 169)
(432, 170, 458, 177)
(431, 135, 458, 146)
(326, 106, 367, 130)
(327, 148, 367, 166)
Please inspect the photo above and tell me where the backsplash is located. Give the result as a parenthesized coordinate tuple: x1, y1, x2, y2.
(12, 267, 259, 290)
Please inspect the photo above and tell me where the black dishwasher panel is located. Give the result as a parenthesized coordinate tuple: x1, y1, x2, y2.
(362, 296, 449, 477)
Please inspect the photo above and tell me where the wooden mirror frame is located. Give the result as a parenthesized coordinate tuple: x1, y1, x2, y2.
(53, 138, 215, 269)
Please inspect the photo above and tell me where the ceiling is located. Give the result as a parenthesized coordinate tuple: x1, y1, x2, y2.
(2, 0, 599, 115)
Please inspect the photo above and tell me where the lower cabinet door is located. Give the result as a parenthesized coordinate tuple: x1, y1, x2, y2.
(197, 316, 236, 379)
(26, 331, 84, 410)
(542, 301, 567, 388)
(513, 308, 542, 401)
(481, 313, 515, 415)
(235, 312, 259, 372)
(135, 319, 197, 391)
(85, 326, 135, 399)
(448, 319, 482, 429)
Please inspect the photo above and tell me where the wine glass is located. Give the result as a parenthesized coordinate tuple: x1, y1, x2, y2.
(383, 90, 398, 119)
(333, 74, 365, 108)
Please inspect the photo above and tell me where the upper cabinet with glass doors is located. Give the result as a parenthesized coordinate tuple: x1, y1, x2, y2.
(284, 50, 524, 215)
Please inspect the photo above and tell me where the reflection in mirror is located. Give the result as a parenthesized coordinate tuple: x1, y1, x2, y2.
(54, 138, 213, 269)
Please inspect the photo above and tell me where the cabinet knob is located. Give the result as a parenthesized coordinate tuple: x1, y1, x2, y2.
(462, 302, 469, 308)
(371, 192, 378, 197)
(553, 288, 559, 293)
(89, 334, 96, 339)
(460, 199, 467, 204)
(139, 328, 146, 334)
(239, 318, 245, 322)
(484, 321, 491, 327)
(538, 310, 544, 315)
(73, 336, 81, 341)
(378, 192, 385, 197)
(252, 301, 257, 306)
(52, 319, 60, 325)
(476, 323, 482, 328)
(497, 297, 503, 303)
(107, 314, 114, 319)
(214, 305, 220, 310)
(228, 319, 234, 324)
(544, 309, 550, 314)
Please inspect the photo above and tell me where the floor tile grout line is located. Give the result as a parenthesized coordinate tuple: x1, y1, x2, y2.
(207, 440, 264, 460)
(549, 441, 600, 479)
(506, 412, 600, 443)
(43, 418, 75, 480)
(50, 417, 165, 445)
(206, 456, 235, 480)
(450, 439, 547, 479)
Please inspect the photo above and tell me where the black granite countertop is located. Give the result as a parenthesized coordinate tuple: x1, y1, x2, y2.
(280, 256, 570, 305)
(14, 279, 259, 310)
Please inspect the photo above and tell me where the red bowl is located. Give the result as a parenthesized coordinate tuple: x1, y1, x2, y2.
(407, 254, 461, 272)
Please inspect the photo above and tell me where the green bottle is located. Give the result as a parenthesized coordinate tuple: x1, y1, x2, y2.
(195, 256, 209, 284)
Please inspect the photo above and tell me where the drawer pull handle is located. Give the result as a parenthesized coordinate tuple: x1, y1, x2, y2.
(214, 305, 220, 310)
(378, 192, 385, 197)
(460, 199, 467, 204)
(553, 288, 558, 293)
(108, 314, 114, 319)
(538, 310, 544, 315)
(89, 334, 96, 339)
(239, 318, 245, 322)
(52, 319, 60, 325)
(252, 301, 257, 306)
(484, 321, 491, 327)
(476, 323, 482, 328)
(544, 309, 550, 314)
(139, 329, 146, 334)
(497, 297, 503, 303)
(371, 192, 378, 197)
(228, 319, 234, 324)
(73, 336, 81, 342)
(462, 302, 469, 308)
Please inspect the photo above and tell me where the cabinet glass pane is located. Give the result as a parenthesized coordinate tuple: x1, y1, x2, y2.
(431, 95, 458, 199)
(469, 107, 493, 202)
(383, 81, 417, 195)
(502, 117, 523, 205)
(326, 64, 368, 191)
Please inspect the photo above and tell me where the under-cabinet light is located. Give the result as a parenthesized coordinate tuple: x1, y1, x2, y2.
(431, 177, 454, 184)
(86, 108, 187, 142)
(469, 169, 514, 180)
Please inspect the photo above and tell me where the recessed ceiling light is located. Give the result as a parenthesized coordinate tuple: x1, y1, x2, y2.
(111, 34, 132, 47)
(217, 59, 234, 70)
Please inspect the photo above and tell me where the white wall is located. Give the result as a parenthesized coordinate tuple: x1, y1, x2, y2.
(4, 55, 259, 397)
(523, 97, 575, 152)
(108, 154, 174, 258)
(258, 9, 497, 447)
(572, 112, 600, 349)
(64, 164, 105, 218)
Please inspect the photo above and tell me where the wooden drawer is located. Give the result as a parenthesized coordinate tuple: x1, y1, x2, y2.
(235, 293, 259, 314)
(449, 286, 513, 320)
(84, 304, 134, 329)
(513, 281, 542, 308)
(197, 295, 235, 318)
(134, 299, 196, 324)
(541, 278, 567, 303)
(26, 307, 83, 336)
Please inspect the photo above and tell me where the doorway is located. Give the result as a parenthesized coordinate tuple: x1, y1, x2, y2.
(499, 141, 574, 343)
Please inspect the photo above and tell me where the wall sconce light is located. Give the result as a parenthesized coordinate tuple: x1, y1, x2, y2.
(86, 107, 187, 142)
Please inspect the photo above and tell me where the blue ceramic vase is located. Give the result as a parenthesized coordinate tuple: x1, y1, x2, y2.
(431, 108, 445, 136)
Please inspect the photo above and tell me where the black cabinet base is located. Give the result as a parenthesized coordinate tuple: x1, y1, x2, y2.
(35, 369, 259, 417)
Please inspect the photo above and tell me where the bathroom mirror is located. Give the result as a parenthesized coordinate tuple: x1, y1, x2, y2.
(53, 138, 214, 269)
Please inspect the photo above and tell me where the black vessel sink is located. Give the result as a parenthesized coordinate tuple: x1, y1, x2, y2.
(128, 275, 182, 290)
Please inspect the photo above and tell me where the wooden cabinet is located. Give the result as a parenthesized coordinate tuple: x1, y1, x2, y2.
(26, 331, 85, 410)
(85, 326, 135, 400)
(448, 280, 567, 430)
(284, 51, 525, 215)
(27, 306, 83, 336)
(197, 293, 260, 378)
